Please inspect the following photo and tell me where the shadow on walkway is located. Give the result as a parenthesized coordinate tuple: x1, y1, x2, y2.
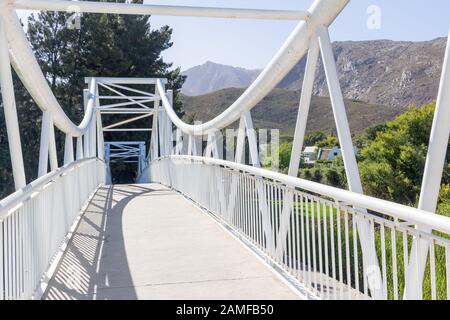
(43, 184, 159, 300)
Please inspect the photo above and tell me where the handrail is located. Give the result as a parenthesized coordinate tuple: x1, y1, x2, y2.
(13, 0, 310, 21)
(0, 157, 103, 220)
(0, 3, 97, 137)
(155, 155, 450, 235)
(156, 0, 350, 136)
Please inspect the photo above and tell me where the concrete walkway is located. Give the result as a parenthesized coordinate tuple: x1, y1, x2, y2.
(43, 184, 300, 300)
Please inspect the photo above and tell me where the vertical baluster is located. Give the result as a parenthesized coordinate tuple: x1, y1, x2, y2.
(295, 193, 301, 280)
(0, 220, 3, 300)
(446, 246, 450, 300)
(323, 202, 330, 299)
(429, 240, 436, 300)
(311, 197, 317, 293)
(317, 199, 323, 297)
(352, 214, 360, 297)
(336, 207, 343, 299)
(403, 231, 409, 299)
(391, 227, 399, 300)
(270, 183, 276, 259)
(300, 194, 307, 285)
(288, 192, 294, 271)
(414, 235, 423, 299)
(344, 210, 351, 299)
(305, 196, 311, 291)
(380, 222, 387, 299)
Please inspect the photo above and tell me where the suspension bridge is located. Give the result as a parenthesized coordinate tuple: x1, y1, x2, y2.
(1, 0, 450, 300)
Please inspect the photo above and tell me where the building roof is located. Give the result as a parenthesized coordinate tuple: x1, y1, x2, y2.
(303, 146, 318, 153)
(318, 149, 332, 161)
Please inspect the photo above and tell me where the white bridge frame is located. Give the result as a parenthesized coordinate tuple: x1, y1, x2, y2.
(105, 141, 146, 179)
(0, 0, 449, 300)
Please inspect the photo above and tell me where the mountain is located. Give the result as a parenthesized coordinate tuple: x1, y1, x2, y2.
(182, 38, 447, 109)
(181, 61, 261, 96)
(180, 88, 400, 135)
(280, 37, 446, 109)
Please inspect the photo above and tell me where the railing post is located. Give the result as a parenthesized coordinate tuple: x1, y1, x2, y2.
(63, 134, 74, 165)
(157, 81, 167, 156)
(150, 92, 159, 160)
(404, 29, 450, 300)
(166, 89, 174, 155)
(95, 81, 104, 161)
(235, 114, 247, 163)
(0, 15, 26, 189)
(83, 89, 91, 157)
(76, 137, 84, 160)
(89, 85, 97, 158)
(38, 111, 51, 177)
(175, 128, 183, 155)
(48, 119, 58, 171)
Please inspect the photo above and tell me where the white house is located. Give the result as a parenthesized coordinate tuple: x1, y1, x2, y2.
(302, 146, 319, 164)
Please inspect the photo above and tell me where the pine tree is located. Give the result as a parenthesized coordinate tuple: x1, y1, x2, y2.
(0, 1, 186, 196)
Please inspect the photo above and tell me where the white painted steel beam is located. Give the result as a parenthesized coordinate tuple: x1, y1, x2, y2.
(76, 137, 83, 160)
(288, 38, 320, 176)
(63, 134, 74, 165)
(155, 0, 350, 136)
(318, 26, 384, 299)
(102, 113, 152, 130)
(38, 112, 52, 177)
(99, 109, 155, 114)
(14, 0, 310, 21)
(0, 14, 26, 189)
(86, 77, 167, 85)
(103, 128, 152, 132)
(275, 37, 320, 260)
(404, 28, 450, 300)
(0, 3, 97, 136)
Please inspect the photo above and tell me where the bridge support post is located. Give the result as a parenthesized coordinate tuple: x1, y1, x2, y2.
(404, 29, 450, 300)
(76, 137, 84, 160)
(174, 128, 183, 155)
(150, 100, 159, 160)
(95, 81, 104, 161)
(96, 111, 104, 161)
(318, 26, 384, 299)
(275, 36, 320, 262)
(0, 15, 26, 189)
(166, 90, 174, 155)
(89, 87, 98, 158)
(38, 111, 52, 177)
(48, 118, 58, 171)
(83, 89, 91, 157)
(63, 134, 74, 165)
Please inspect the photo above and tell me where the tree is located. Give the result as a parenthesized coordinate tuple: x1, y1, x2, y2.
(317, 135, 339, 148)
(359, 102, 450, 206)
(304, 131, 326, 146)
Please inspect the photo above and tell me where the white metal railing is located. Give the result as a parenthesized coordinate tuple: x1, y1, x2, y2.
(0, 158, 106, 300)
(146, 156, 450, 300)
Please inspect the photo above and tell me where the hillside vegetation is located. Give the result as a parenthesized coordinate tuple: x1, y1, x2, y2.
(181, 87, 399, 135)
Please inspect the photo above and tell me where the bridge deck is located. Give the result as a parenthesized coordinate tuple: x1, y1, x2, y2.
(43, 184, 300, 300)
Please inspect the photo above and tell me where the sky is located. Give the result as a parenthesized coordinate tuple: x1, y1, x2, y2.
(16, 0, 450, 71)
